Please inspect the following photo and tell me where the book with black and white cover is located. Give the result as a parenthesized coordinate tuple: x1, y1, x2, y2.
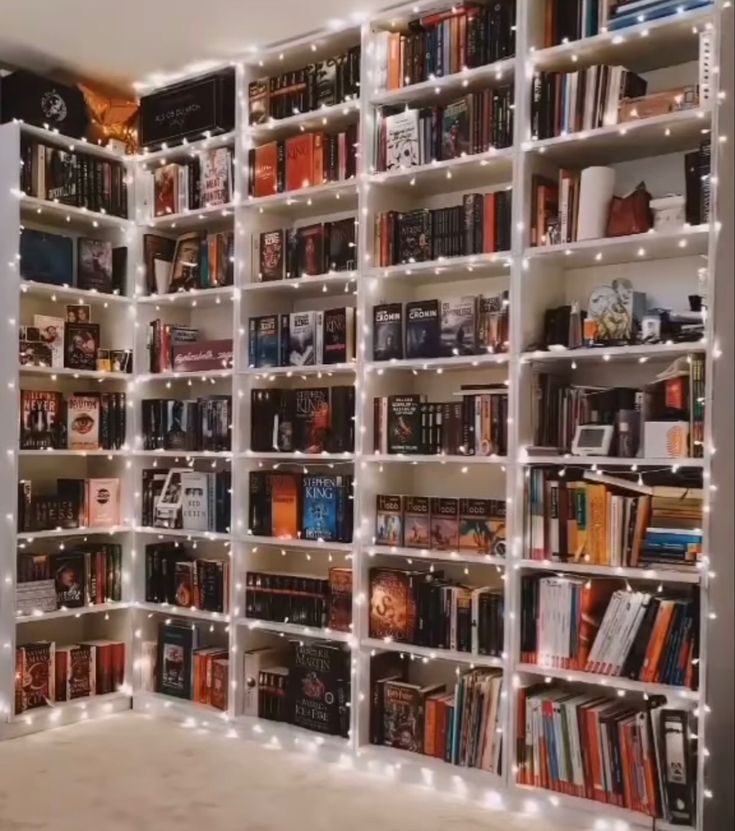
(398, 210, 432, 263)
(440, 296, 477, 357)
(258, 229, 285, 281)
(200, 147, 232, 207)
(373, 303, 403, 361)
(180, 471, 209, 532)
(405, 300, 439, 359)
(288, 311, 317, 366)
(33, 315, 64, 368)
(384, 109, 420, 170)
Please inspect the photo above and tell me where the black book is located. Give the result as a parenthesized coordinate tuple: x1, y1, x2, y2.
(53, 552, 86, 608)
(157, 621, 197, 699)
(250, 389, 280, 452)
(294, 387, 330, 453)
(398, 209, 432, 263)
(373, 303, 403, 361)
(288, 640, 349, 736)
(327, 386, 355, 454)
(248, 471, 273, 536)
(388, 395, 422, 454)
(405, 299, 439, 359)
(699, 139, 712, 224)
(326, 218, 356, 271)
(64, 322, 99, 371)
(684, 150, 701, 226)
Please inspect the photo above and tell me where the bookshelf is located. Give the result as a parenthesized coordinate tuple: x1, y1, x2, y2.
(0, 1, 732, 829)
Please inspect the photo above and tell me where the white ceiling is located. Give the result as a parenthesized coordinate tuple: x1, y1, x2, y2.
(0, 0, 392, 93)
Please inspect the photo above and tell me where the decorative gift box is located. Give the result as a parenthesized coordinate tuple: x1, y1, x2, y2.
(1, 70, 88, 138)
(650, 195, 686, 233)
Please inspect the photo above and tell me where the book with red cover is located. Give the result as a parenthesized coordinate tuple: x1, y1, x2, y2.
(253, 142, 279, 197)
(16, 642, 55, 712)
(172, 339, 234, 372)
(271, 473, 300, 539)
(328, 567, 353, 632)
(369, 568, 416, 642)
(210, 657, 229, 710)
(285, 134, 316, 192)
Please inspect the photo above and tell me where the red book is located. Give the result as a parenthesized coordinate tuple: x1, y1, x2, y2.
(285, 134, 314, 192)
(312, 132, 325, 187)
(483, 193, 497, 253)
(111, 641, 126, 689)
(253, 142, 279, 197)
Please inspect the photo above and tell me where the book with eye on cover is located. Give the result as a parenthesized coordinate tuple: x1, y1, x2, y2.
(67, 394, 100, 450)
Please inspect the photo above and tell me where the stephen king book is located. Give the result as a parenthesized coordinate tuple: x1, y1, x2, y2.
(440, 296, 477, 356)
(294, 387, 330, 452)
(375, 494, 403, 546)
(398, 209, 431, 263)
(326, 217, 356, 271)
(405, 300, 439, 359)
(430, 498, 459, 550)
(369, 568, 415, 641)
(285, 134, 317, 192)
(64, 322, 99, 371)
(77, 238, 113, 293)
(253, 142, 279, 197)
(250, 314, 281, 367)
(388, 395, 422, 454)
(53, 552, 86, 608)
(259, 229, 285, 281)
(288, 640, 349, 736)
(403, 496, 431, 549)
(373, 303, 403, 361)
(20, 389, 62, 450)
(322, 307, 354, 365)
(296, 224, 325, 276)
(302, 474, 339, 541)
(66, 394, 100, 450)
(328, 568, 353, 632)
(288, 311, 316, 366)
(459, 498, 506, 556)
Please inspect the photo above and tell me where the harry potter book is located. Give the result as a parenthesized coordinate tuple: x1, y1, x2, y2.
(382, 679, 444, 754)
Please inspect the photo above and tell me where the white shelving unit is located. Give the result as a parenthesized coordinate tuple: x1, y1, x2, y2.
(1, 2, 731, 829)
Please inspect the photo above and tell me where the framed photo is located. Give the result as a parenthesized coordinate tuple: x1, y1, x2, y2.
(64, 322, 100, 371)
(96, 348, 111, 372)
(110, 348, 132, 373)
(66, 304, 91, 324)
(169, 233, 202, 292)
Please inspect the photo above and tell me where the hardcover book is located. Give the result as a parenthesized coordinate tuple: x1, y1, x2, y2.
(384, 109, 420, 170)
(259, 230, 285, 281)
(405, 300, 439, 359)
(157, 621, 197, 699)
(170, 233, 202, 292)
(458, 498, 506, 555)
(33, 315, 65, 368)
(430, 497, 460, 550)
(288, 311, 317, 366)
(382, 680, 444, 753)
(285, 134, 316, 191)
(441, 96, 471, 159)
(294, 387, 330, 453)
(369, 568, 415, 641)
(180, 471, 209, 532)
(328, 567, 353, 632)
(63, 322, 99, 371)
(376, 494, 403, 546)
(45, 148, 78, 203)
(53, 552, 86, 608)
(271, 473, 300, 539)
(302, 475, 339, 541)
(67, 394, 100, 450)
(322, 307, 354, 365)
(253, 142, 279, 197)
(296, 224, 325, 276)
(251, 314, 280, 367)
(288, 640, 349, 736)
(388, 395, 422, 454)
(440, 296, 477, 356)
(172, 339, 234, 372)
(87, 478, 121, 527)
(55, 644, 94, 701)
(398, 210, 432, 263)
(16, 642, 55, 712)
(77, 238, 113, 293)
(326, 217, 356, 271)
(20, 229, 74, 286)
(200, 147, 232, 207)
(403, 496, 431, 549)
(143, 234, 177, 294)
(20, 389, 62, 450)
(154, 164, 177, 216)
(373, 304, 403, 361)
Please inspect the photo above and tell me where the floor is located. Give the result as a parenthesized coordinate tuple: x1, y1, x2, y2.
(0, 712, 587, 831)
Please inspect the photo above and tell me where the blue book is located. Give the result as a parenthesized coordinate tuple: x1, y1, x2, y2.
(20, 229, 74, 286)
(609, 0, 711, 30)
(251, 315, 280, 368)
(301, 474, 339, 540)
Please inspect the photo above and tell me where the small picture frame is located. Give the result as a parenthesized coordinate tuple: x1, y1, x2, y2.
(110, 348, 132, 373)
(571, 424, 615, 456)
(96, 348, 111, 372)
(66, 304, 92, 324)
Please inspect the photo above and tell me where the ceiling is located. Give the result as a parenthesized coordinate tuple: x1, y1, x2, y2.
(0, 0, 393, 93)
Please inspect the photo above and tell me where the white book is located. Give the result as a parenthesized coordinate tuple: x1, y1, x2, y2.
(612, 592, 650, 675)
(315, 310, 324, 364)
(699, 30, 713, 106)
(180, 470, 209, 532)
(384, 109, 420, 171)
(559, 173, 571, 243)
(586, 590, 621, 671)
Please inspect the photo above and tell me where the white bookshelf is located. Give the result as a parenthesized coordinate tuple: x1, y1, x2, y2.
(0, 2, 731, 829)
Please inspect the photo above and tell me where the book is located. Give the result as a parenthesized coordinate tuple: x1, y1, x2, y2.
(55, 644, 94, 701)
(294, 387, 330, 453)
(154, 164, 177, 215)
(441, 96, 471, 159)
(440, 296, 477, 356)
(384, 109, 420, 170)
(20, 389, 62, 450)
(403, 496, 430, 548)
(328, 568, 353, 632)
(170, 233, 202, 292)
(405, 300, 439, 359)
(66, 394, 100, 450)
(271, 473, 300, 538)
(288, 640, 349, 736)
(459, 498, 506, 556)
(63, 322, 99, 371)
(253, 142, 279, 197)
(387, 395, 422, 454)
(285, 134, 317, 191)
(326, 217, 356, 271)
(33, 315, 64, 368)
(180, 471, 209, 532)
(375, 494, 403, 546)
(302, 475, 340, 541)
(373, 303, 403, 361)
(382, 679, 444, 753)
(289, 311, 317, 366)
(369, 568, 415, 641)
(200, 147, 232, 206)
(20, 228, 74, 286)
(157, 621, 197, 699)
(86, 478, 120, 527)
(322, 307, 354, 365)
(259, 229, 285, 281)
(429, 498, 459, 550)
(250, 314, 281, 368)
(16, 642, 55, 712)
(398, 210, 432, 263)
(53, 552, 86, 608)
(143, 234, 177, 294)
(77, 238, 113, 293)
(296, 224, 325, 276)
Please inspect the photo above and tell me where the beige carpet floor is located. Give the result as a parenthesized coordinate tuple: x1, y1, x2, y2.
(0, 713, 586, 831)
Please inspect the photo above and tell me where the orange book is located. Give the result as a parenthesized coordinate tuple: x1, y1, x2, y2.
(587, 703, 609, 804)
(388, 32, 401, 90)
(586, 483, 608, 565)
(629, 495, 651, 567)
(640, 600, 675, 682)
(545, 0, 558, 47)
(577, 580, 616, 670)
(312, 132, 325, 187)
(483, 192, 497, 253)
(285, 134, 314, 192)
(424, 694, 439, 756)
(458, 14, 467, 71)
(253, 142, 278, 197)
(271, 473, 300, 538)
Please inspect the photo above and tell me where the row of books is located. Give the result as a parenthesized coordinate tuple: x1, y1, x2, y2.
(607, 0, 711, 32)
(141, 468, 231, 533)
(249, 640, 350, 736)
(520, 575, 699, 688)
(146, 321, 233, 374)
(142, 232, 234, 295)
(374, 1, 516, 91)
(244, 568, 352, 632)
(372, 294, 509, 361)
(140, 396, 231, 452)
(144, 544, 229, 613)
(20, 229, 126, 293)
(531, 64, 647, 140)
(524, 469, 703, 568)
(144, 147, 234, 218)
(375, 494, 506, 556)
(249, 307, 355, 368)
(16, 545, 123, 613)
(155, 621, 227, 709)
(374, 191, 512, 267)
(20, 390, 126, 451)
(376, 87, 514, 171)
(248, 127, 358, 197)
(20, 139, 128, 218)
(370, 567, 504, 656)
(16, 640, 126, 713)
(516, 686, 696, 824)
(248, 471, 354, 543)
(20, 314, 128, 373)
(248, 46, 361, 123)
(253, 219, 356, 282)
(373, 389, 509, 457)
(372, 658, 503, 772)
(250, 386, 355, 455)
(18, 477, 120, 533)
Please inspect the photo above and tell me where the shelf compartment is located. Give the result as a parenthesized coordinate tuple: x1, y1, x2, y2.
(142, 202, 237, 231)
(242, 535, 354, 553)
(249, 100, 360, 142)
(242, 272, 357, 297)
(367, 252, 512, 283)
(241, 363, 356, 378)
(20, 122, 131, 162)
(521, 342, 707, 364)
(16, 601, 130, 623)
(235, 617, 354, 644)
(362, 637, 504, 668)
(514, 558, 702, 584)
(135, 601, 230, 623)
(367, 545, 507, 567)
(135, 286, 237, 307)
(525, 225, 710, 268)
(20, 280, 132, 306)
(19, 194, 133, 232)
(369, 58, 515, 107)
(515, 663, 699, 700)
(366, 353, 509, 372)
(524, 108, 712, 165)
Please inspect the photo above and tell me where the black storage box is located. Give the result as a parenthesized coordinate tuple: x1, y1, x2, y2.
(139, 69, 236, 150)
(1, 70, 88, 138)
